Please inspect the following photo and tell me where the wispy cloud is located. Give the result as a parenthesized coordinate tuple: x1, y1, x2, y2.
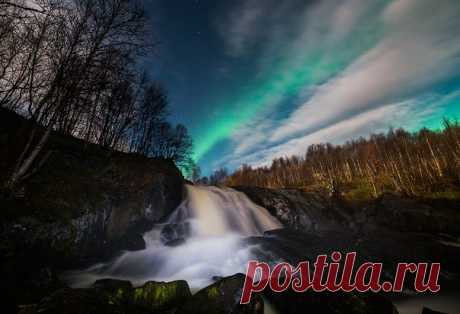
(217, 96, 446, 170)
(216, 0, 305, 57)
(272, 0, 460, 142)
(212, 0, 460, 171)
(218, 0, 383, 156)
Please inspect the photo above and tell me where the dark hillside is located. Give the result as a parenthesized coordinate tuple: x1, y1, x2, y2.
(0, 108, 185, 311)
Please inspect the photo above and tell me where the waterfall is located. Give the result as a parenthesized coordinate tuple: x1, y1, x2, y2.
(172, 185, 281, 236)
(66, 185, 281, 289)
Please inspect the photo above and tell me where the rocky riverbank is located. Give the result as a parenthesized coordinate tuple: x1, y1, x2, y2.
(0, 108, 185, 313)
(234, 185, 460, 237)
(18, 273, 399, 314)
(235, 186, 460, 314)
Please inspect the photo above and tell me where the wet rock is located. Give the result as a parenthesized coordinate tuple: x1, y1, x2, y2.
(108, 232, 146, 252)
(133, 280, 192, 312)
(160, 223, 191, 244)
(177, 274, 263, 314)
(91, 279, 134, 307)
(234, 186, 352, 232)
(422, 307, 448, 314)
(19, 280, 193, 314)
(164, 238, 186, 246)
(93, 279, 192, 312)
(236, 186, 460, 238)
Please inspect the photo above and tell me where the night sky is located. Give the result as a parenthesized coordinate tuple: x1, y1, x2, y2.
(142, 0, 460, 175)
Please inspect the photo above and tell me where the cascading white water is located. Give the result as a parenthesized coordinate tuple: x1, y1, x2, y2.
(174, 185, 281, 236)
(66, 185, 281, 289)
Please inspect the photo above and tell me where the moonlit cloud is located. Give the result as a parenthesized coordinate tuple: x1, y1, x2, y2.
(271, 0, 460, 142)
(218, 95, 448, 170)
(208, 0, 460, 172)
(216, 0, 383, 157)
(217, 0, 266, 56)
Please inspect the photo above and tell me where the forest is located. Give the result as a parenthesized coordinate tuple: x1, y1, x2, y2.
(0, 0, 195, 193)
(226, 121, 460, 200)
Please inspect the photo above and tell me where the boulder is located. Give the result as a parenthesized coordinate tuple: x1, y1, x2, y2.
(91, 279, 134, 307)
(19, 280, 193, 314)
(108, 232, 146, 252)
(132, 280, 192, 312)
(93, 279, 192, 312)
(177, 274, 263, 314)
(160, 222, 191, 245)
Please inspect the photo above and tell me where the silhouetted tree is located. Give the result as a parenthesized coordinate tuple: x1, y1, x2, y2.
(209, 168, 228, 185)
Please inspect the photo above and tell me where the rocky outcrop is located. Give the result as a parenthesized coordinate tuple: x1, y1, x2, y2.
(92, 279, 192, 313)
(235, 186, 354, 232)
(18, 275, 265, 314)
(177, 274, 263, 314)
(0, 109, 185, 264)
(132, 280, 191, 312)
(160, 222, 191, 245)
(0, 155, 184, 265)
(235, 186, 460, 237)
(0, 109, 185, 312)
(18, 279, 192, 314)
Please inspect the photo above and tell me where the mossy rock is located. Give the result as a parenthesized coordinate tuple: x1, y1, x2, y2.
(91, 279, 134, 307)
(177, 274, 263, 314)
(133, 280, 191, 312)
(19, 280, 193, 314)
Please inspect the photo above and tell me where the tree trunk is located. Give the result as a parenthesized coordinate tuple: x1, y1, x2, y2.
(7, 127, 51, 189)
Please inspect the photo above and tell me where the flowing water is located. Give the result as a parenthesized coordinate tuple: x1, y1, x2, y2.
(64, 185, 459, 314)
(66, 185, 282, 289)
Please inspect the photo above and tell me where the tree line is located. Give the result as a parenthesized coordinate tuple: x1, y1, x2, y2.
(226, 120, 460, 199)
(0, 0, 194, 191)
(191, 166, 228, 186)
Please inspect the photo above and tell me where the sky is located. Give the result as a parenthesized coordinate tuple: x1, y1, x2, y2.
(143, 0, 460, 175)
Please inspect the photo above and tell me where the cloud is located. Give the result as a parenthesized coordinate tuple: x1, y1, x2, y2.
(220, 96, 444, 169)
(271, 0, 460, 142)
(208, 0, 460, 174)
(221, 0, 382, 156)
(216, 0, 275, 57)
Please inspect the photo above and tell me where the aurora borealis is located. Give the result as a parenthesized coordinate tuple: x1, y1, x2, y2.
(144, 0, 460, 175)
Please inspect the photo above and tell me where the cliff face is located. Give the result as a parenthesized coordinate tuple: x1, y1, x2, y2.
(0, 108, 185, 311)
